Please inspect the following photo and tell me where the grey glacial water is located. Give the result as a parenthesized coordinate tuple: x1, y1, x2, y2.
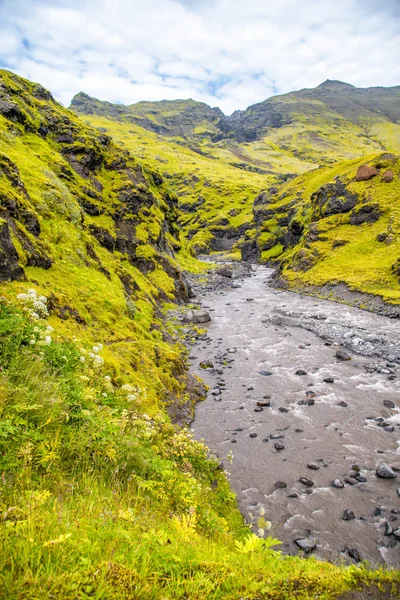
(190, 266, 400, 566)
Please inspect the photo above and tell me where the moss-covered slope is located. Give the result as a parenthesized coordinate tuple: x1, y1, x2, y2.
(0, 70, 399, 599)
(253, 153, 400, 304)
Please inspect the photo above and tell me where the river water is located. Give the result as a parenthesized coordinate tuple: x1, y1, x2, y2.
(190, 266, 400, 566)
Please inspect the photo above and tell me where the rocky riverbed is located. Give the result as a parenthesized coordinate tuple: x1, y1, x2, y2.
(188, 264, 400, 566)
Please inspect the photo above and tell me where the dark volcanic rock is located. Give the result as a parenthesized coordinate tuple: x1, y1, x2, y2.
(342, 509, 356, 521)
(0, 220, 25, 281)
(299, 477, 314, 487)
(349, 203, 381, 226)
(294, 537, 317, 552)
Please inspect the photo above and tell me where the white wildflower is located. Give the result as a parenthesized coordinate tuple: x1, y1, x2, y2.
(92, 346, 99, 354)
(30, 312, 39, 320)
(257, 528, 265, 537)
(38, 295, 47, 303)
(88, 352, 95, 359)
(79, 356, 85, 363)
(121, 384, 134, 392)
(104, 375, 111, 382)
(30, 339, 36, 345)
(43, 336, 52, 345)
(92, 355, 104, 368)
(97, 343, 103, 351)
(126, 394, 136, 402)
(258, 507, 265, 516)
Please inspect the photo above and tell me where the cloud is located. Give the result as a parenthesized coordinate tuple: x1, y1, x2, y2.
(0, 0, 399, 114)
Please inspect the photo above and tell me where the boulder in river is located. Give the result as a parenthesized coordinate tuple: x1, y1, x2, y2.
(215, 266, 233, 278)
(376, 463, 397, 478)
(332, 479, 344, 488)
(342, 509, 356, 521)
(335, 349, 351, 361)
(299, 477, 314, 487)
(346, 547, 361, 563)
(183, 309, 211, 324)
(294, 537, 317, 553)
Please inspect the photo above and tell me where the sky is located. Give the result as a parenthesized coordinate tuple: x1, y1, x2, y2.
(1, 0, 400, 115)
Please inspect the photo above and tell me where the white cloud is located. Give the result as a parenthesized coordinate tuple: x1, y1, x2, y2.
(0, 0, 399, 114)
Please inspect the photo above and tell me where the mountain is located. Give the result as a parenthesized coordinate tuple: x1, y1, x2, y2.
(72, 92, 225, 138)
(71, 81, 400, 255)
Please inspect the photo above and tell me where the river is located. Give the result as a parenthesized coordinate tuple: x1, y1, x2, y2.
(189, 265, 400, 566)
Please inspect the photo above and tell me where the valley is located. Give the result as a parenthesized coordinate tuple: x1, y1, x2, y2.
(0, 68, 399, 598)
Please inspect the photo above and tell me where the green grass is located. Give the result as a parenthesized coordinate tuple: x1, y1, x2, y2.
(256, 153, 400, 303)
(1, 301, 399, 599)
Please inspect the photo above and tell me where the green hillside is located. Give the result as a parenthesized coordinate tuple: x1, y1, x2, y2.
(70, 81, 400, 257)
(0, 69, 400, 598)
(252, 153, 400, 304)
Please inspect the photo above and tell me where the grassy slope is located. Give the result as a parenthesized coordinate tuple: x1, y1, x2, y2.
(77, 114, 277, 253)
(0, 71, 399, 599)
(256, 154, 400, 303)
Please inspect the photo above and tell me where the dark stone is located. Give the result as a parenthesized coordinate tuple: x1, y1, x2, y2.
(342, 509, 356, 521)
(299, 477, 314, 487)
(249, 433, 257, 438)
(278, 407, 289, 413)
(274, 481, 287, 489)
(258, 370, 273, 376)
(349, 203, 381, 226)
(295, 369, 307, 376)
(294, 537, 317, 553)
(275, 442, 285, 451)
(347, 547, 361, 563)
(336, 349, 351, 361)
(383, 400, 396, 409)
(307, 462, 319, 470)
(323, 377, 334, 383)
(336, 401, 348, 407)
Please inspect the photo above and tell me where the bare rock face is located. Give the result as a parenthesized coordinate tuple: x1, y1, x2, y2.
(0, 220, 25, 282)
(381, 170, 394, 183)
(355, 165, 378, 182)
